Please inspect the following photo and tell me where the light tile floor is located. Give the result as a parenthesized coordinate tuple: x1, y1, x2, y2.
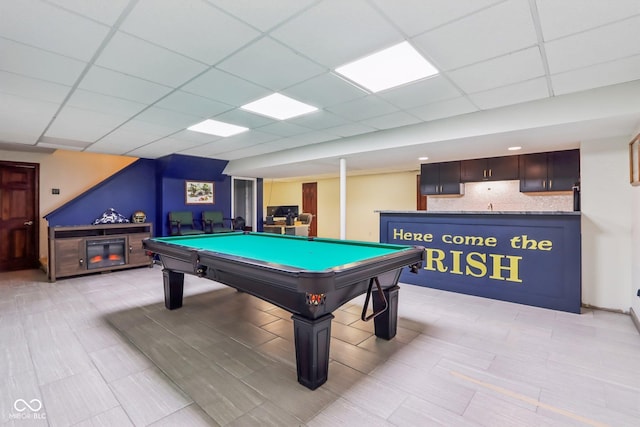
(1, 266, 639, 426)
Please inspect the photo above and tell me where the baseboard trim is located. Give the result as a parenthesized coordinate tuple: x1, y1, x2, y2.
(631, 307, 640, 335)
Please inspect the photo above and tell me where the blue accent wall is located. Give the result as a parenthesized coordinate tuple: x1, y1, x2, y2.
(44, 158, 157, 228)
(380, 211, 582, 313)
(44, 154, 253, 238)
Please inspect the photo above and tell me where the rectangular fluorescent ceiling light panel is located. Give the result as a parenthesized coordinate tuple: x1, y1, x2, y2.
(241, 93, 318, 120)
(188, 119, 248, 137)
(334, 41, 439, 93)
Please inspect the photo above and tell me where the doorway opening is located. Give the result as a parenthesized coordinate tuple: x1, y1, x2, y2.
(232, 177, 257, 231)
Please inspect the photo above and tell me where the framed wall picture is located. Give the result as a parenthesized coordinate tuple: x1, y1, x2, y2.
(185, 181, 215, 204)
(630, 134, 640, 186)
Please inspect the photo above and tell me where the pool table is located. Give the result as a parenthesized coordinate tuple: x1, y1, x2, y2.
(143, 232, 424, 389)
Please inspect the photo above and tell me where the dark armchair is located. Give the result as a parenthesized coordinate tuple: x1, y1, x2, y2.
(202, 211, 234, 233)
(168, 211, 204, 236)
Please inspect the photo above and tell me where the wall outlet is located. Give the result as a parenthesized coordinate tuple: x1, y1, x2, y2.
(51, 188, 60, 195)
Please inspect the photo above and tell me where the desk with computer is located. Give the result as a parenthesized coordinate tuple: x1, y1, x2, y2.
(264, 205, 312, 236)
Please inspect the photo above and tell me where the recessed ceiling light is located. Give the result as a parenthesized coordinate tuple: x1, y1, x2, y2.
(334, 41, 439, 93)
(418, 156, 429, 161)
(241, 93, 318, 120)
(508, 146, 522, 151)
(187, 119, 249, 137)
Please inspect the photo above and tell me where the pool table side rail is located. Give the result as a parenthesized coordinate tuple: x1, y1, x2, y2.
(143, 236, 424, 281)
(143, 237, 424, 317)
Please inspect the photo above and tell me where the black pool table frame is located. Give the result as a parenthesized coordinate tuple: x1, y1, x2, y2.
(143, 235, 424, 389)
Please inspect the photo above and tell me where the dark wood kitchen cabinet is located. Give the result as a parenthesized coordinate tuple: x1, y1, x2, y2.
(461, 156, 519, 182)
(420, 161, 462, 195)
(519, 149, 579, 192)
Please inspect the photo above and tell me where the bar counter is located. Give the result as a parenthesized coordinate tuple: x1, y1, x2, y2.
(378, 210, 581, 313)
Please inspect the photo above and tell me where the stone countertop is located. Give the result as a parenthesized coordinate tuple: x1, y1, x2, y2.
(376, 210, 581, 216)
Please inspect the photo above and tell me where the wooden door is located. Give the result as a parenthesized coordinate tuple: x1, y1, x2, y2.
(302, 182, 317, 237)
(0, 161, 39, 271)
(416, 175, 426, 210)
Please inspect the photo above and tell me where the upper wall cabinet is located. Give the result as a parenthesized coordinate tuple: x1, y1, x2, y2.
(519, 149, 580, 192)
(461, 156, 519, 182)
(420, 161, 462, 195)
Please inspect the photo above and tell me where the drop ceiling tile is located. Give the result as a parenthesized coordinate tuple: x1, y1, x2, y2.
(270, 0, 403, 68)
(377, 75, 461, 110)
(205, 0, 317, 31)
(270, 132, 337, 150)
(257, 121, 312, 138)
(551, 54, 640, 96)
(66, 89, 147, 117)
(121, 0, 260, 65)
(536, 0, 640, 41)
(78, 66, 173, 104)
(284, 73, 366, 108)
(85, 134, 148, 155)
(36, 141, 85, 151)
(448, 47, 545, 93)
(468, 77, 549, 110)
(46, 0, 131, 26)
(112, 119, 180, 138)
(0, 38, 86, 86)
(0, 93, 59, 144)
(126, 137, 206, 158)
(37, 136, 91, 150)
(45, 106, 128, 142)
(0, 0, 110, 61)
(372, 0, 504, 37)
(181, 131, 276, 157)
(135, 106, 203, 130)
(326, 96, 399, 122)
(324, 123, 377, 138)
(218, 130, 279, 147)
(409, 96, 478, 121)
(360, 111, 422, 130)
(95, 32, 208, 87)
(172, 129, 222, 144)
(289, 111, 351, 131)
(0, 71, 70, 103)
(217, 37, 325, 91)
(154, 91, 233, 118)
(545, 16, 640, 74)
(182, 67, 271, 106)
(412, 0, 537, 70)
(219, 144, 281, 160)
(214, 109, 275, 129)
(86, 126, 168, 153)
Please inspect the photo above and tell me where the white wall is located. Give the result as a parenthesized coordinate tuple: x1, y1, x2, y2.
(632, 182, 640, 322)
(580, 136, 633, 311)
(631, 129, 640, 324)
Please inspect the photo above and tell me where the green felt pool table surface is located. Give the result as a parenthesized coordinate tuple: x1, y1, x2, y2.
(152, 232, 412, 271)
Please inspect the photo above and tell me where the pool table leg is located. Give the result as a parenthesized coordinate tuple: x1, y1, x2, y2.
(291, 313, 334, 390)
(373, 285, 399, 340)
(162, 269, 184, 310)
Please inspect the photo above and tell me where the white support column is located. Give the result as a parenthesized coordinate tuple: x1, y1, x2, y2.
(340, 158, 346, 240)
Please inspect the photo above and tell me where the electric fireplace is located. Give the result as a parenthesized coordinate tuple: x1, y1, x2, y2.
(86, 238, 126, 270)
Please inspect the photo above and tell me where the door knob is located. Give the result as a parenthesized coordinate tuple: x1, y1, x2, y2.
(24, 220, 33, 226)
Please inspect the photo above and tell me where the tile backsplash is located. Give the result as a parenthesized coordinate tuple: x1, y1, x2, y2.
(427, 180, 574, 212)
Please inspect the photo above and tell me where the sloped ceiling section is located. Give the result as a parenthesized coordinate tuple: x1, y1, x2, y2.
(1, 0, 639, 179)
